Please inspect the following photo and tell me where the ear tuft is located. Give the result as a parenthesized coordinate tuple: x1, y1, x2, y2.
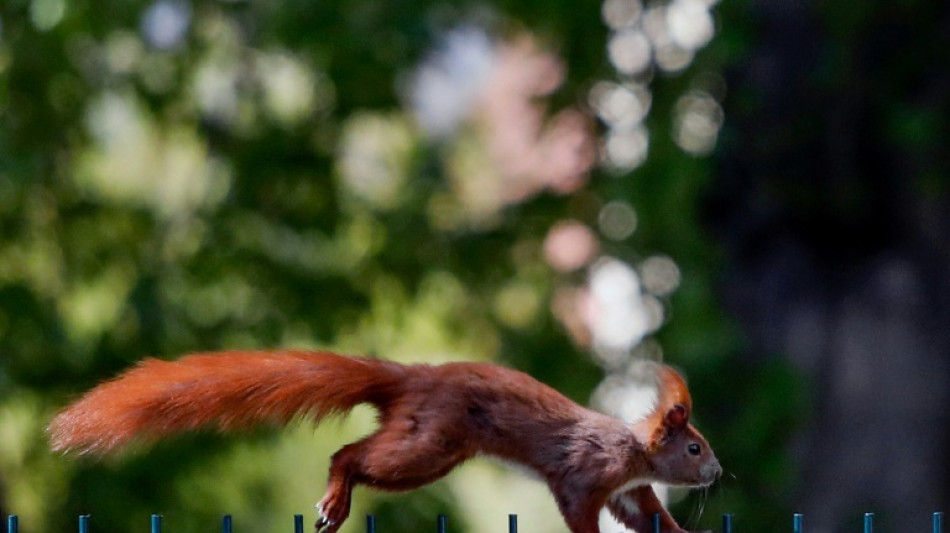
(665, 403, 689, 429)
(632, 363, 695, 450)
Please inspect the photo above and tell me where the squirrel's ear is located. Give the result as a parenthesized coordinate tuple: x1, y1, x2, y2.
(635, 364, 695, 449)
(664, 403, 690, 429)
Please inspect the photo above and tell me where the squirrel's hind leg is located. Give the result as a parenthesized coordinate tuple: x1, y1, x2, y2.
(315, 443, 358, 533)
(315, 423, 472, 532)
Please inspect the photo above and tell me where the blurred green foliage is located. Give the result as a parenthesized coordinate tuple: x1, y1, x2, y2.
(0, 0, 803, 532)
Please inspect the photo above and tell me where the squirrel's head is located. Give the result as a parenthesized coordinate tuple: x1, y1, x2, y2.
(633, 365, 721, 487)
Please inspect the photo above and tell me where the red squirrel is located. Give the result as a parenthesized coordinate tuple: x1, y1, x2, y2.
(48, 351, 721, 533)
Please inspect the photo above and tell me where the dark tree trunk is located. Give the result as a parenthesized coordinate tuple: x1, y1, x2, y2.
(708, 1, 950, 531)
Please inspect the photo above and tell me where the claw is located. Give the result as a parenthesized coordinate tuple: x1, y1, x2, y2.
(315, 516, 335, 533)
(314, 505, 336, 533)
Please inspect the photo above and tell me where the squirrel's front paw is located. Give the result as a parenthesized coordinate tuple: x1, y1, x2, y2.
(313, 503, 339, 533)
(314, 515, 335, 533)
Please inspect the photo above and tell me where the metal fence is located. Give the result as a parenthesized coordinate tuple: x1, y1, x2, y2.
(2, 511, 946, 533)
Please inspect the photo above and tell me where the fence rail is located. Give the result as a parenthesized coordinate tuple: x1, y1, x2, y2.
(3, 511, 946, 533)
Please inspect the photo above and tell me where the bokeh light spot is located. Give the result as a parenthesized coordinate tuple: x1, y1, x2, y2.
(607, 29, 652, 76)
(141, 0, 191, 50)
(604, 126, 649, 171)
(598, 200, 638, 241)
(30, 0, 65, 31)
(590, 81, 651, 130)
(639, 255, 682, 296)
(544, 220, 599, 272)
(673, 90, 723, 155)
(602, 0, 643, 30)
(666, 0, 715, 51)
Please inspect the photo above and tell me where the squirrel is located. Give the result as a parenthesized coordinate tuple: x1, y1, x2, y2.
(48, 351, 721, 533)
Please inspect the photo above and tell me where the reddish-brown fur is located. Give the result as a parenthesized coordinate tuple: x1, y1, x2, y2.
(49, 351, 720, 533)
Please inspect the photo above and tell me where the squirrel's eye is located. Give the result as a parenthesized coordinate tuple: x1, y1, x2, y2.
(687, 443, 701, 456)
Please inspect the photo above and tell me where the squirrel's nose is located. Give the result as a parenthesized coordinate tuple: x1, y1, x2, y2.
(701, 458, 722, 484)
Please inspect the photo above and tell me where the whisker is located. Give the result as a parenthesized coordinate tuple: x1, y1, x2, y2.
(685, 486, 709, 531)
(698, 487, 708, 521)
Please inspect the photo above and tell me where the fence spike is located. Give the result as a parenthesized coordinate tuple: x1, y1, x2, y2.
(222, 514, 232, 533)
(8, 515, 18, 533)
(78, 514, 90, 533)
(722, 514, 733, 533)
(793, 513, 803, 533)
(366, 514, 376, 533)
(863, 513, 874, 533)
(652, 513, 661, 533)
(437, 514, 447, 533)
(935, 512, 944, 533)
(294, 514, 304, 533)
(151, 514, 162, 533)
(509, 514, 518, 533)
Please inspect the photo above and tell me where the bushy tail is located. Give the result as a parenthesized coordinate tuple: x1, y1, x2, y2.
(48, 351, 407, 455)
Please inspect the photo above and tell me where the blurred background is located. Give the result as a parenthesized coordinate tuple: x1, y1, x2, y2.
(1, 0, 948, 532)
